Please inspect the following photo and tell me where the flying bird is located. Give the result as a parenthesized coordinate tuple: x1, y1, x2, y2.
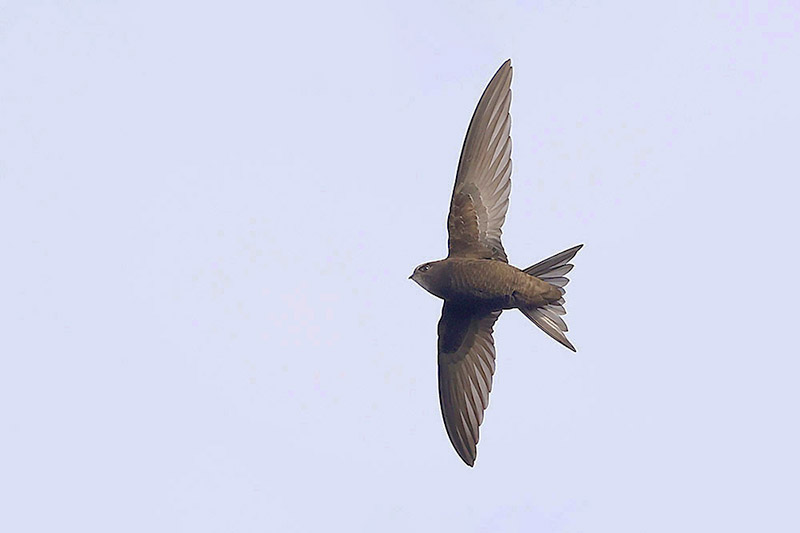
(410, 59, 583, 466)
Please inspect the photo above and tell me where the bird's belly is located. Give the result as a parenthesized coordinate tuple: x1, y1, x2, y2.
(446, 261, 557, 309)
(446, 262, 518, 308)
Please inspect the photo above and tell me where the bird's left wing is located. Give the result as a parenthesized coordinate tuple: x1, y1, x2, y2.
(447, 60, 513, 262)
(437, 301, 501, 466)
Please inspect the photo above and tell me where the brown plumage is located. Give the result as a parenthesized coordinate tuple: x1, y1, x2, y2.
(409, 59, 583, 467)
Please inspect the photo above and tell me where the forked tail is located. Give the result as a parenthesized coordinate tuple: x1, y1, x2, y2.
(520, 244, 583, 352)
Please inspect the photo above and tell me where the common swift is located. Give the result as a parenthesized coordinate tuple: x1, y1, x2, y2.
(410, 59, 583, 466)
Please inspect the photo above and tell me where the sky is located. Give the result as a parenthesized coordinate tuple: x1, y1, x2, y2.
(1, 1, 799, 531)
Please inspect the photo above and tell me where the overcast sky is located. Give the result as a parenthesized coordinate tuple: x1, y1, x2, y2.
(2, 1, 799, 531)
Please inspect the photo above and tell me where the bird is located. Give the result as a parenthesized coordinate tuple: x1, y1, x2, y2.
(409, 59, 583, 467)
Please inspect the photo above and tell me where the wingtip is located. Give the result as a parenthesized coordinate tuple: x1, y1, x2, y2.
(486, 60, 511, 83)
(562, 336, 577, 352)
(456, 448, 477, 467)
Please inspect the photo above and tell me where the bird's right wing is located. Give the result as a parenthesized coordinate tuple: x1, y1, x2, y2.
(437, 301, 501, 466)
(447, 60, 513, 263)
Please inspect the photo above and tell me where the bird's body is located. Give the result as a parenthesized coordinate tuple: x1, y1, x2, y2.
(413, 258, 562, 309)
(410, 59, 583, 466)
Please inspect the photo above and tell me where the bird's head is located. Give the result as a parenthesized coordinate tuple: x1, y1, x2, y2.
(409, 260, 447, 297)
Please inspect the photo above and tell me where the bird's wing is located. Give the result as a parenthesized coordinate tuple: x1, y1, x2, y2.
(447, 60, 513, 263)
(437, 301, 502, 466)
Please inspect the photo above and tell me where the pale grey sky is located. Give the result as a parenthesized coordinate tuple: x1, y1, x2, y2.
(1, 1, 799, 531)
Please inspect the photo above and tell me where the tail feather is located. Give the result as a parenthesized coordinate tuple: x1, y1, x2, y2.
(524, 244, 582, 277)
(521, 244, 583, 352)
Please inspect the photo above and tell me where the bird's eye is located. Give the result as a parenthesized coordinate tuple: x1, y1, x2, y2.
(420, 264, 430, 272)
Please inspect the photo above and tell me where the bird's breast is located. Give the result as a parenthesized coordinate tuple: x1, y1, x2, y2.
(445, 260, 520, 304)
